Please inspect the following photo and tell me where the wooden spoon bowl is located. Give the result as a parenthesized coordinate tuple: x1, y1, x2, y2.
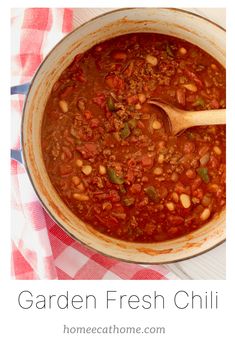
(148, 100, 226, 136)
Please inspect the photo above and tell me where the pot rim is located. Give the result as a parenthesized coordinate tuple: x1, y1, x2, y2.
(21, 7, 226, 265)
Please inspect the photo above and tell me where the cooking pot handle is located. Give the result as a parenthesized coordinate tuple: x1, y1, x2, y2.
(11, 82, 30, 165)
(11, 82, 30, 95)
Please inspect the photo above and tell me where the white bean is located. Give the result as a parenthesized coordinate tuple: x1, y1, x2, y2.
(59, 100, 68, 113)
(171, 172, 179, 182)
(82, 165, 92, 175)
(138, 93, 146, 103)
(200, 153, 210, 166)
(135, 103, 141, 110)
(172, 192, 179, 203)
(179, 47, 187, 55)
(152, 120, 162, 130)
(200, 208, 211, 221)
(213, 146, 222, 155)
(99, 165, 106, 175)
(72, 176, 80, 186)
(76, 159, 83, 167)
(146, 54, 158, 66)
(153, 167, 163, 175)
(73, 193, 89, 201)
(158, 154, 164, 164)
(183, 83, 197, 92)
(211, 64, 218, 70)
(180, 194, 191, 208)
(166, 202, 175, 211)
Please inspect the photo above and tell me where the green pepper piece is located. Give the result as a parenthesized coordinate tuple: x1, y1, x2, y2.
(107, 168, 124, 185)
(120, 122, 131, 139)
(107, 96, 116, 111)
(193, 97, 205, 107)
(128, 119, 137, 129)
(197, 167, 210, 183)
(144, 186, 159, 202)
(166, 43, 174, 57)
(123, 197, 135, 206)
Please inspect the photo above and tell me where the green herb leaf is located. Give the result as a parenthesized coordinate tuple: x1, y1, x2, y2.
(193, 97, 205, 107)
(197, 167, 210, 183)
(144, 186, 159, 202)
(120, 122, 131, 139)
(128, 119, 137, 129)
(107, 96, 116, 111)
(107, 168, 124, 185)
(166, 43, 174, 57)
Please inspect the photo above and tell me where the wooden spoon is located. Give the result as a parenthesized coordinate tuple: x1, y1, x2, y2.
(148, 100, 226, 136)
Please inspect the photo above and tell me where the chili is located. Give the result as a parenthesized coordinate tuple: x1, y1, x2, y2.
(41, 33, 226, 242)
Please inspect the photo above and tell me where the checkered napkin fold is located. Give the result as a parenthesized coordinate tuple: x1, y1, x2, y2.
(11, 8, 177, 280)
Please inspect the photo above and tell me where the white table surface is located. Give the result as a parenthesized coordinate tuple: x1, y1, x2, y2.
(72, 8, 226, 280)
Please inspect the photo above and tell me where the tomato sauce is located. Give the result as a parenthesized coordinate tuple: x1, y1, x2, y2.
(41, 33, 226, 242)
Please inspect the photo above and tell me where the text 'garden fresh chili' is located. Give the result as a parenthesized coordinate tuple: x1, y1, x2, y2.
(41, 33, 226, 242)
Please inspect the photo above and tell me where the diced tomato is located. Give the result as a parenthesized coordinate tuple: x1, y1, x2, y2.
(168, 227, 179, 235)
(209, 155, 219, 169)
(198, 145, 210, 157)
(59, 164, 73, 176)
(144, 223, 156, 235)
(92, 93, 106, 108)
(184, 69, 203, 88)
(74, 53, 83, 63)
(141, 155, 154, 168)
(186, 169, 196, 179)
(126, 169, 135, 183)
(137, 121, 145, 129)
(191, 177, 202, 192)
(168, 215, 184, 225)
(127, 158, 137, 168)
(76, 142, 98, 159)
(84, 110, 92, 120)
(95, 214, 119, 227)
(94, 42, 108, 54)
(183, 141, 195, 154)
(174, 182, 191, 195)
(49, 110, 61, 120)
(90, 118, 100, 128)
(72, 67, 86, 82)
(127, 95, 139, 105)
(123, 61, 134, 77)
(67, 54, 84, 72)
(176, 88, 186, 106)
(210, 99, 220, 109)
(105, 74, 125, 90)
(106, 216, 119, 227)
(129, 184, 142, 194)
(111, 50, 127, 61)
(108, 190, 121, 202)
(192, 188, 203, 199)
(113, 204, 125, 213)
(60, 86, 74, 99)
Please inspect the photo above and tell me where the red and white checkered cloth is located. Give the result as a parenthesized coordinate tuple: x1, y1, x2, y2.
(11, 8, 177, 280)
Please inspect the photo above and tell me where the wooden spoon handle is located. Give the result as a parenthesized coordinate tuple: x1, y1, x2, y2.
(183, 109, 226, 129)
